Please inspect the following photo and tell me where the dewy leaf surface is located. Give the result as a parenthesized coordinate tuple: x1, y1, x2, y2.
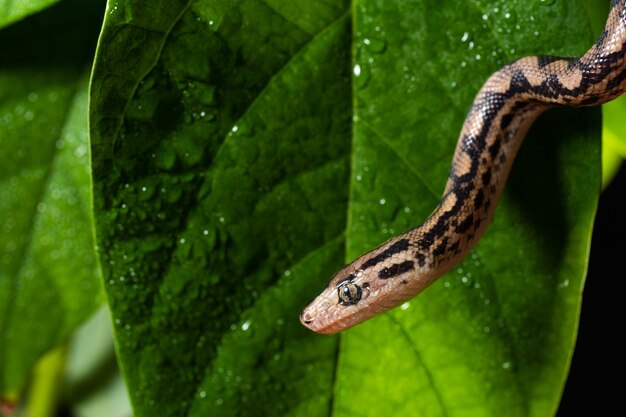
(0, 0, 104, 397)
(90, 0, 600, 416)
(341, 1, 598, 416)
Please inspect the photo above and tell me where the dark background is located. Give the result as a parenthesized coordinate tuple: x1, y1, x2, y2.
(556, 163, 624, 416)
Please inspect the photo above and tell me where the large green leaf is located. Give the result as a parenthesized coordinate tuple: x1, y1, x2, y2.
(90, 0, 600, 416)
(0, 0, 104, 398)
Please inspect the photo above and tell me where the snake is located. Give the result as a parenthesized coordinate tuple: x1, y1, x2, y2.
(300, 0, 626, 334)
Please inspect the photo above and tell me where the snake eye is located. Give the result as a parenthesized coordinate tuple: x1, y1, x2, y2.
(337, 280, 362, 306)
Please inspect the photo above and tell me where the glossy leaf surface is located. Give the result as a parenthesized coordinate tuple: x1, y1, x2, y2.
(90, 0, 600, 416)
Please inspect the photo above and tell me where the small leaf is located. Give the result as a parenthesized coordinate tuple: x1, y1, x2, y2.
(603, 96, 626, 157)
(0, 0, 58, 29)
(90, 0, 600, 416)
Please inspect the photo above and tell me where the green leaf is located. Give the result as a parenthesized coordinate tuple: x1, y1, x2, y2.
(603, 96, 626, 157)
(0, 0, 59, 29)
(0, 0, 104, 398)
(600, 85, 626, 189)
(90, 0, 600, 416)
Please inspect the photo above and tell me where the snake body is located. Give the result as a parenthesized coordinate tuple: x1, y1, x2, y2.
(301, 0, 626, 334)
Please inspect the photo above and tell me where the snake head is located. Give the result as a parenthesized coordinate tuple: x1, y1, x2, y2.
(299, 265, 374, 334)
(300, 239, 434, 334)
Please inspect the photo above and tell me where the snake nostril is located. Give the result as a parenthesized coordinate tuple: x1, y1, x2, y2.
(300, 311, 314, 324)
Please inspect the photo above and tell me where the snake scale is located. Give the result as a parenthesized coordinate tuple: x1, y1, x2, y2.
(301, 0, 626, 334)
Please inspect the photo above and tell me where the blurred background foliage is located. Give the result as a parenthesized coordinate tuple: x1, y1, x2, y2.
(0, 0, 623, 416)
(0, 0, 128, 415)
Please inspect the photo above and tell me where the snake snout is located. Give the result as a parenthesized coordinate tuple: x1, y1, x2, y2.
(300, 310, 314, 325)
